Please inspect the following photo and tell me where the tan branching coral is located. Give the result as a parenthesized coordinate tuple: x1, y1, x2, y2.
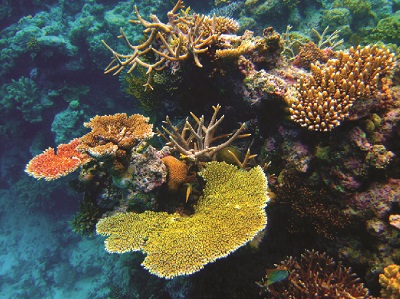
(287, 45, 396, 131)
(96, 161, 269, 279)
(78, 113, 154, 172)
(157, 104, 250, 162)
(379, 264, 400, 299)
(102, 0, 238, 90)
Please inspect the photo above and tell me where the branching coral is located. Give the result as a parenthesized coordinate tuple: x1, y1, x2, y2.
(287, 45, 396, 131)
(157, 104, 250, 162)
(380, 264, 400, 299)
(96, 161, 269, 279)
(273, 171, 349, 239)
(258, 250, 371, 298)
(25, 138, 91, 181)
(102, 0, 238, 90)
(78, 113, 154, 173)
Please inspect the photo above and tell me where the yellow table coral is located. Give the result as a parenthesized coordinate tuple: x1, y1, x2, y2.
(96, 161, 269, 278)
(380, 264, 400, 299)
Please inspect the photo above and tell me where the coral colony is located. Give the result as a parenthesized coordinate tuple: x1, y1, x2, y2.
(20, 0, 400, 297)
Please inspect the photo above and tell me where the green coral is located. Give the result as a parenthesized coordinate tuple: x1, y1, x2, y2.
(368, 12, 400, 45)
(96, 162, 269, 279)
(70, 197, 101, 236)
(332, 0, 372, 17)
(0, 77, 53, 123)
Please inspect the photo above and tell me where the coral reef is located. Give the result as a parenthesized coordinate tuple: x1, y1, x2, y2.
(0, 77, 53, 123)
(158, 104, 249, 163)
(287, 45, 396, 131)
(25, 138, 90, 181)
(380, 264, 400, 299)
(96, 162, 269, 279)
(78, 113, 154, 174)
(161, 155, 189, 192)
(258, 250, 371, 298)
(102, 0, 238, 90)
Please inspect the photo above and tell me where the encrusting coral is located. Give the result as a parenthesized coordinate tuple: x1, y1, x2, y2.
(157, 104, 250, 162)
(102, 0, 239, 90)
(380, 264, 400, 299)
(287, 45, 396, 131)
(257, 250, 372, 298)
(96, 161, 269, 279)
(25, 138, 91, 181)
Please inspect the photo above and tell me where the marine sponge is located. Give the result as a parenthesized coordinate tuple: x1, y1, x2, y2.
(96, 162, 269, 278)
(379, 264, 400, 299)
(287, 45, 396, 131)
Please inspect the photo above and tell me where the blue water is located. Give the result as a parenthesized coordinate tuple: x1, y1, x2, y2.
(1, 0, 399, 298)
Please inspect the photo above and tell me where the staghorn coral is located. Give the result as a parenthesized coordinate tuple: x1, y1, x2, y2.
(25, 138, 91, 181)
(287, 45, 396, 131)
(157, 104, 250, 163)
(102, 0, 238, 90)
(78, 113, 154, 173)
(379, 264, 400, 299)
(96, 161, 269, 279)
(258, 250, 371, 298)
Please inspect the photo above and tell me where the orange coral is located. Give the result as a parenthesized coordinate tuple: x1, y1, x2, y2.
(25, 138, 90, 181)
(161, 155, 188, 192)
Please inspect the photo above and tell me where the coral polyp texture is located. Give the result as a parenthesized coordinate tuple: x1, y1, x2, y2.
(287, 45, 396, 131)
(25, 138, 91, 181)
(380, 264, 400, 299)
(96, 162, 269, 279)
(78, 113, 153, 163)
(258, 250, 371, 298)
(161, 155, 189, 192)
(102, 0, 238, 90)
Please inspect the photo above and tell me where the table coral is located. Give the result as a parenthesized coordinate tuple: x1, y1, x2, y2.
(25, 138, 91, 181)
(380, 264, 400, 299)
(287, 45, 396, 131)
(96, 162, 269, 278)
(78, 113, 154, 173)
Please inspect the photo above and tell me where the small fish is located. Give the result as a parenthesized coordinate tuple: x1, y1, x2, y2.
(264, 269, 289, 287)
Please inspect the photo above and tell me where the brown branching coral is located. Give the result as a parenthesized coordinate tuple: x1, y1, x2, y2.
(102, 0, 238, 90)
(257, 250, 372, 298)
(273, 171, 349, 239)
(293, 41, 334, 70)
(78, 113, 154, 173)
(287, 45, 396, 131)
(157, 104, 250, 163)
